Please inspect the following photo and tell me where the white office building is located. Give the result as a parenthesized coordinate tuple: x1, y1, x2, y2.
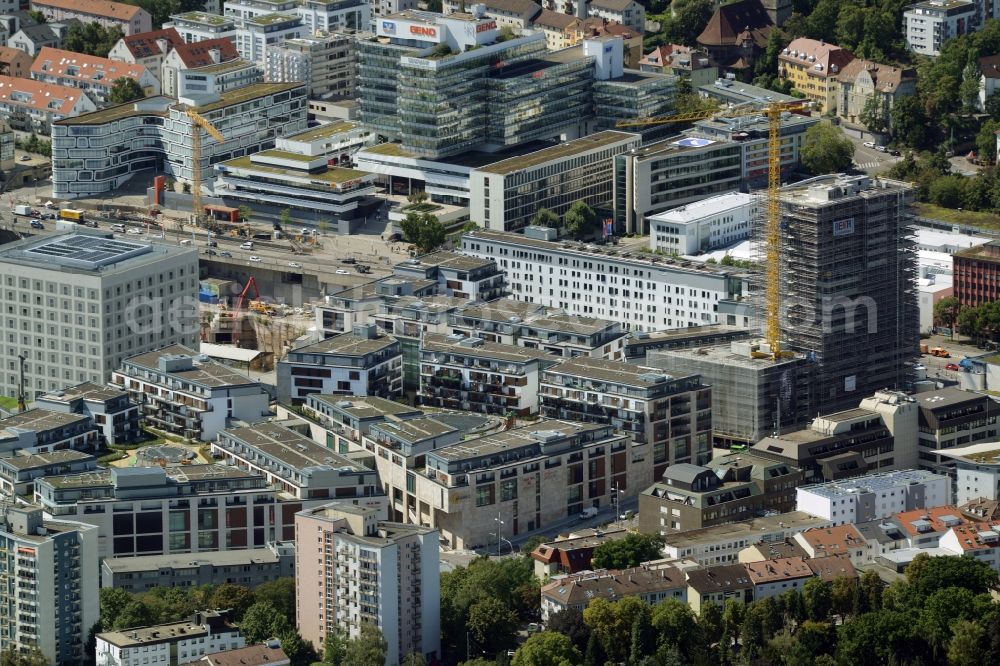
(796, 469, 952, 525)
(164, 12, 238, 44)
(939, 442, 1000, 504)
(0, 232, 198, 402)
(460, 229, 742, 331)
(904, 0, 977, 57)
(236, 14, 305, 67)
(648, 192, 760, 255)
(95, 611, 244, 666)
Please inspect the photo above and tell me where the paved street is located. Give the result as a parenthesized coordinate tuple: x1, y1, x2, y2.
(839, 131, 901, 174)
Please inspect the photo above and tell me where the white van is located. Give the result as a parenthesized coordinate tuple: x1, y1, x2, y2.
(111, 224, 125, 233)
(180, 239, 193, 246)
(240, 241, 254, 250)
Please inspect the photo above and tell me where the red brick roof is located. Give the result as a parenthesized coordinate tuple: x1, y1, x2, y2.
(32, 0, 144, 21)
(119, 28, 183, 59)
(697, 0, 772, 49)
(170, 38, 239, 68)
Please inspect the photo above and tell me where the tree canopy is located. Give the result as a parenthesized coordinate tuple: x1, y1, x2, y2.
(800, 122, 855, 175)
(62, 22, 123, 58)
(400, 212, 447, 253)
(108, 77, 146, 104)
(590, 533, 665, 570)
(563, 201, 598, 240)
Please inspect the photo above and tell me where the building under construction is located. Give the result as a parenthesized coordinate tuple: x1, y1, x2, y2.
(779, 174, 918, 413)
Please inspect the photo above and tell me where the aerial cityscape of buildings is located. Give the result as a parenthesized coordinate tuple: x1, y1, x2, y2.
(4, 0, 1000, 664)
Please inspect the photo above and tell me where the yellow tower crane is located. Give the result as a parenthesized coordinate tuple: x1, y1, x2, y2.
(617, 100, 808, 361)
(185, 108, 225, 224)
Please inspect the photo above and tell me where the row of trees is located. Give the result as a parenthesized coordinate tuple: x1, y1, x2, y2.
(935, 295, 1000, 341)
(15, 134, 51, 157)
(478, 554, 1000, 666)
(887, 150, 1000, 214)
(531, 202, 599, 240)
(62, 22, 124, 58)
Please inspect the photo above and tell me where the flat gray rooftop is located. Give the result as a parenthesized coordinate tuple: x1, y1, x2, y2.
(544, 357, 678, 388)
(38, 381, 126, 404)
(221, 422, 368, 474)
(372, 416, 458, 442)
(0, 408, 90, 434)
(431, 420, 605, 462)
(102, 547, 282, 573)
(122, 345, 256, 388)
(422, 332, 557, 364)
(0, 449, 93, 471)
(20, 234, 151, 270)
(292, 331, 397, 357)
(797, 469, 947, 499)
(309, 395, 420, 421)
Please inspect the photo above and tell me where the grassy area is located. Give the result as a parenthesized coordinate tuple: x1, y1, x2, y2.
(914, 203, 1000, 231)
(0, 396, 19, 411)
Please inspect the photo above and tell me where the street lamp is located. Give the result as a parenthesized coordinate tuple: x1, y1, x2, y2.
(494, 512, 505, 557)
(612, 482, 625, 526)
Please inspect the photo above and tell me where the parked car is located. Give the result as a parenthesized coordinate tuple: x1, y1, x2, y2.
(205, 249, 218, 256)
(579, 507, 598, 520)
(945, 363, 960, 371)
(19, 155, 30, 161)
(288, 261, 302, 269)
(875, 145, 888, 153)
(863, 141, 875, 148)
(890, 149, 901, 156)
(240, 241, 254, 250)
(220, 251, 233, 258)
(30, 220, 44, 229)
(335, 269, 350, 275)
(340, 257, 357, 264)
(249, 255, 262, 263)
(207, 240, 217, 248)
(126, 228, 142, 235)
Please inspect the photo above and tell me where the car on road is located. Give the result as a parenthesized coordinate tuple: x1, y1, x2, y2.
(240, 241, 254, 250)
(526, 623, 542, 633)
(30, 220, 44, 229)
(207, 240, 217, 247)
(335, 269, 350, 275)
(205, 249, 218, 256)
(288, 261, 302, 269)
(19, 155, 30, 161)
(249, 255, 262, 263)
(126, 228, 142, 235)
(945, 363, 960, 371)
(111, 224, 126, 232)
(340, 257, 357, 264)
(890, 149, 901, 156)
(863, 141, 875, 148)
(579, 507, 599, 520)
(875, 145, 888, 153)
(220, 251, 232, 258)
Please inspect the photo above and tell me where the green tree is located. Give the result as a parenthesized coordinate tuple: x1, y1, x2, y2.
(512, 632, 581, 666)
(583, 631, 607, 666)
(859, 94, 890, 134)
(934, 296, 963, 337)
(698, 602, 723, 647)
(805, 0, 840, 40)
(905, 552, 999, 600)
(400, 212, 447, 253)
(546, 608, 590, 653)
(62, 22, 124, 57)
(986, 91, 1000, 120)
(520, 535, 549, 558)
(628, 612, 654, 665)
(402, 652, 428, 666)
(238, 205, 253, 223)
(239, 602, 292, 644)
(890, 95, 929, 147)
(254, 578, 296, 625)
(100, 588, 134, 630)
(342, 624, 388, 666)
(530, 208, 560, 228)
(835, 4, 866, 51)
(948, 618, 988, 666)
(800, 122, 855, 175)
(977, 119, 1000, 164)
(858, 569, 885, 614)
(108, 77, 146, 104)
(209, 584, 255, 620)
(831, 575, 860, 619)
(114, 601, 154, 630)
(651, 598, 702, 657)
(583, 596, 649, 664)
(0, 649, 50, 666)
(563, 201, 598, 239)
(280, 208, 294, 229)
(325, 631, 348, 666)
(591, 533, 664, 570)
(26, 10, 46, 23)
(802, 578, 832, 622)
(468, 597, 519, 656)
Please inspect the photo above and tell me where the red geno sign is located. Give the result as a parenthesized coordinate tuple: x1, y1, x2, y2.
(410, 25, 437, 37)
(476, 20, 497, 33)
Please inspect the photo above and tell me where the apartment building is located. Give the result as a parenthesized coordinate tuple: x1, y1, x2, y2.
(0, 46, 32, 78)
(915, 388, 1000, 475)
(448, 300, 628, 360)
(212, 422, 384, 506)
(939, 442, 1000, 504)
(529, 526, 630, 578)
(112, 345, 269, 442)
(34, 381, 140, 446)
(277, 324, 402, 405)
(393, 252, 505, 302)
(107, 27, 185, 70)
(159, 38, 241, 98)
(183, 644, 289, 666)
(468, 131, 641, 232)
(163, 12, 238, 45)
(685, 564, 754, 614)
(613, 135, 743, 233)
(0, 75, 96, 133)
(264, 33, 357, 99)
(639, 451, 804, 536)
(298, 0, 370, 32)
(0, 233, 198, 401)
(0, 409, 99, 455)
(295, 503, 440, 666)
(837, 59, 917, 129)
(277, 121, 376, 163)
(744, 556, 814, 600)
(904, 0, 976, 57)
(363, 418, 646, 548)
(0, 450, 95, 497)
(52, 81, 307, 199)
(953, 240, 1000, 307)
(793, 524, 870, 568)
(648, 192, 760, 255)
(0, 503, 99, 666)
(29, 0, 151, 35)
(418, 332, 559, 415)
(460, 229, 742, 331)
(540, 358, 712, 479)
(224, 0, 299, 25)
(795, 469, 951, 525)
(640, 44, 717, 88)
(780, 175, 918, 413)
(96, 611, 244, 666)
(443, 0, 542, 28)
(778, 38, 854, 112)
(541, 565, 687, 620)
(100, 541, 294, 592)
(7, 24, 64, 58)
(35, 464, 315, 559)
(30, 47, 161, 104)
(237, 14, 305, 67)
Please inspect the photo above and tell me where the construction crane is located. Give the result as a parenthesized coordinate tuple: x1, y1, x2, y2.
(185, 108, 225, 225)
(617, 100, 808, 361)
(232, 276, 260, 347)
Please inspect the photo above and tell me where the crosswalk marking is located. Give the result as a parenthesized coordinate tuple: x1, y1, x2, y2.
(855, 161, 884, 169)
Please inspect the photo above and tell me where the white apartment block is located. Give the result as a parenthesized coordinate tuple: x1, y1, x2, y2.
(904, 0, 977, 56)
(298, 0, 370, 32)
(236, 14, 304, 67)
(648, 192, 760, 255)
(295, 503, 440, 666)
(277, 121, 375, 162)
(96, 611, 244, 666)
(662, 512, 832, 566)
(225, 0, 299, 26)
(0, 233, 198, 402)
(164, 12, 238, 44)
(460, 229, 742, 331)
(0, 504, 99, 666)
(111, 345, 270, 442)
(796, 469, 952, 525)
(264, 34, 357, 100)
(939, 442, 1000, 504)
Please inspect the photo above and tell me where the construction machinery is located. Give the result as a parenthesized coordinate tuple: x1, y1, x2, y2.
(185, 109, 225, 225)
(617, 100, 808, 361)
